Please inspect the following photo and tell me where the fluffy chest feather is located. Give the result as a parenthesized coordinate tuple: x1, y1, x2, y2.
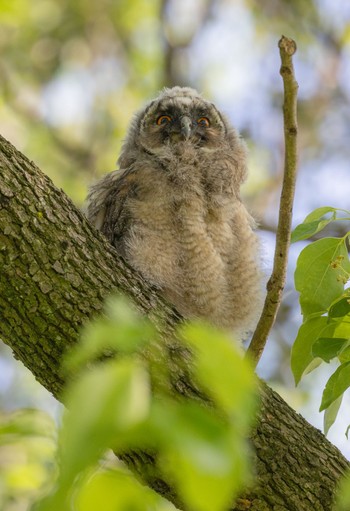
(125, 159, 237, 293)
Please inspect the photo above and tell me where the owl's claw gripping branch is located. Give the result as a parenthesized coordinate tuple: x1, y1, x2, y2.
(247, 36, 299, 367)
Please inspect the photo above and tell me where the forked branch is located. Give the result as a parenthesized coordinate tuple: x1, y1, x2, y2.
(247, 36, 299, 367)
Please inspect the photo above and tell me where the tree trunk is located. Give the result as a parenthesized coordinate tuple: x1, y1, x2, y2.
(0, 133, 348, 510)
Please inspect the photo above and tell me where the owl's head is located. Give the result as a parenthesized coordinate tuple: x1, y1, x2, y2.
(118, 87, 247, 185)
(137, 86, 231, 153)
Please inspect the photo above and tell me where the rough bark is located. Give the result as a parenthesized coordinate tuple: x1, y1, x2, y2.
(0, 133, 348, 510)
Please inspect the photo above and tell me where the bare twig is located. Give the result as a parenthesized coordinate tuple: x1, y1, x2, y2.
(247, 36, 299, 367)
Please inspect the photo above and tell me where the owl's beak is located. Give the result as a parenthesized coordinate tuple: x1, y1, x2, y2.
(180, 116, 192, 139)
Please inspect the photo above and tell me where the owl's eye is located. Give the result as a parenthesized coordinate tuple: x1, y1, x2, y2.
(197, 117, 210, 127)
(157, 115, 172, 125)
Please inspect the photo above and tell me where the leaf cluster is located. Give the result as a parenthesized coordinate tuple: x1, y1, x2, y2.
(32, 295, 258, 511)
(291, 207, 350, 434)
(0, 409, 57, 510)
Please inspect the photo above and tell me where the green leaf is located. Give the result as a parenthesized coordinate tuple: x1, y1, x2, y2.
(295, 237, 350, 317)
(179, 322, 257, 429)
(329, 318, 350, 362)
(323, 395, 343, 436)
(152, 400, 251, 511)
(140, 322, 258, 511)
(329, 297, 350, 318)
(335, 472, 350, 511)
(0, 409, 56, 441)
(73, 468, 177, 511)
(320, 362, 350, 411)
(304, 207, 341, 222)
(0, 410, 57, 510)
(291, 207, 350, 243)
(291, 316, 332, 384)
(292, 219, 332, 243)
(339, 346, 350, 363)
(59, 358, 150, 489)
(312, 338, 350, 363)
(304, 206, 350, 222)
(65, 295, 155, 372)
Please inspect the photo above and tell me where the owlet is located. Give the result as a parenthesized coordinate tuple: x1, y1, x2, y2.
(86, 87, 263, 340)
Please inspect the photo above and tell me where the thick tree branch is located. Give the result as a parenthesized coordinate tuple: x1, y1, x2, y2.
(0, 133, 348, 510)
(248, 36, 299, 366)
(0, 133, 181, 398)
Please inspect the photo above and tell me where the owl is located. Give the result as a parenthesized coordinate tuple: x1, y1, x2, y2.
(86, 87, 263, 340)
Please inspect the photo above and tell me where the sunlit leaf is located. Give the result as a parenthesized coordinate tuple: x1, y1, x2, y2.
(179, 322, 257, 429)
(74, 468, 177, 511)
(339, 346, 350, 363)
(291, 219, 330, 243)
(304, 207, 344, 222)
(65, 295, 155, 372)
(5, 461, 49, 491)
(0, 409, 56, 440)
(323, 395, 343, 436)
(334, 471, 350, 510)
(152, 400, 251, 511)
(0, 410, 58, 511)
(291, 316, 332, 384)
(295, 237, 350, 317)
(320, 362, 350, 411)
(59, 358, 150, 489)
(291, 207, 350, 243)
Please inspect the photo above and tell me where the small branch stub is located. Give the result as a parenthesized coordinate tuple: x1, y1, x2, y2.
(278, 35, 297, 56)
(247, 36, 299, 367)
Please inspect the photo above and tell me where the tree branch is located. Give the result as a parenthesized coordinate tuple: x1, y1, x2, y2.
(0, 132, 181, 398)
(0, 132, 348, 510)
(247, 36, 299, 367)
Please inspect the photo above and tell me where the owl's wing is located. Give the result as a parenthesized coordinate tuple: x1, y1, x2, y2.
(86, 170, 119, 230)
(85, 168, 138, 254)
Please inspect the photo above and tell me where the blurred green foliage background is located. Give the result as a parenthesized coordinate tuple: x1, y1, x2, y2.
(2, 0, 350, 508)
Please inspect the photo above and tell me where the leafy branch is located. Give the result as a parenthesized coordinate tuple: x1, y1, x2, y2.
(247, 35, 299, 367)
(289, 206, 350, 436)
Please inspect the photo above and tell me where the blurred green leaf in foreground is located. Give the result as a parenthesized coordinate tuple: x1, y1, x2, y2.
(31, 295, 258, 511)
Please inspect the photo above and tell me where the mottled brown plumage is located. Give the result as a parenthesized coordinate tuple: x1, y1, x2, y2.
(86, 87, 263, 340)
